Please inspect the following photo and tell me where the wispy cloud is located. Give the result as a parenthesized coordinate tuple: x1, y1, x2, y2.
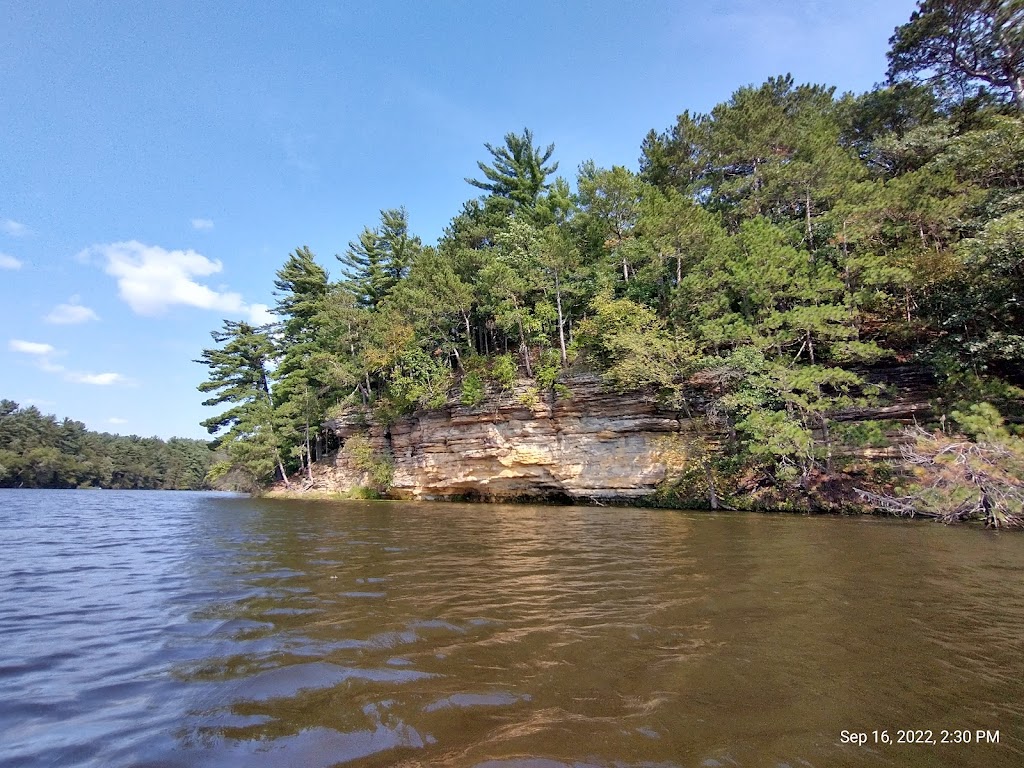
(80, 240, 271, 324)
(8, 338, 128, 385)
(108, 417, 128, 425)
(191, 218, 214, 231)
(9, 339, 55, 355)
(1, 218, 30, 237)
(45, 296, 99, 325)
(0, 253, 22, 269)
(67, 372, 126, 386)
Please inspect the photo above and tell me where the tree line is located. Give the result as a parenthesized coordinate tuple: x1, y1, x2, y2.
(0, 400, 215, 490)
(197, 1, 1024, 523)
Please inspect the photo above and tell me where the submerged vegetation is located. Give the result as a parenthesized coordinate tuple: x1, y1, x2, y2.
(197, 1, 1024, 525)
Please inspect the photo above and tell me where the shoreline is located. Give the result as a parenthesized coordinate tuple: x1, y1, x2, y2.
(254, 486, 1006, 528)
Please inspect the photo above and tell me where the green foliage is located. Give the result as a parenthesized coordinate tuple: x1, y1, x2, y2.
(832, 421, 895, 449)
(489, 354, 518, 389)
(887, 0, 1024, 110)
(466, 128, 558, 214)
(535, 349, 563, 391)
(195, 320, 290, 487)
(572, 292, 695, 397)
(343, 435, 394, 493)
(193, 26, 1024, 512)
(654, 430, 732, 509)
(951, 401, 1012, 440)
(0, 400, 214, 490)
(460, 372, 487, 407)
(339, 208, 422, 309)
(517, 387, 540, 407)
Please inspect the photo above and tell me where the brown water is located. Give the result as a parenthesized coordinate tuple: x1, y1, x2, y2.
(1, 490, 1023, 767)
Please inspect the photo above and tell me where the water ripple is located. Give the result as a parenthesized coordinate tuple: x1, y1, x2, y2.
(2, 491, 1024, 767)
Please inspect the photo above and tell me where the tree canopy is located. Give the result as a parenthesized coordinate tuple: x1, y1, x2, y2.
(0, 400, 214, 490)
(195, 4, 1024, 519)
(887, 0, 1024, 110)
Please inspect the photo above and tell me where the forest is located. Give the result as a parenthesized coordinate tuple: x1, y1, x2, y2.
(0, 400, 214, 490)
(196, 1, 1024, 525)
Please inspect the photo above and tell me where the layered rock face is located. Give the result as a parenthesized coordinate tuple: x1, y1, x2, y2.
(318, 367, 933, 503)
(325, 375, 686, 501)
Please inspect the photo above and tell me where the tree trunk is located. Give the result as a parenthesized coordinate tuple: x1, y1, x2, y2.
(705, 461, 719, 510)
(821, 415, 833, 475)
(516, 314, 533, 377)
(304, 419, 313, 483)
(554, 271, 568, 365)
(463, 311, 474, 354)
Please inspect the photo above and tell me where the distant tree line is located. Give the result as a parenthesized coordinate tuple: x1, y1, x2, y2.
(0, 400, 215, 490)
(197, 1, 1024, 524)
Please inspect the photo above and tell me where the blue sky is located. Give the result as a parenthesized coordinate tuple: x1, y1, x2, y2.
(1, 0, 920, 439)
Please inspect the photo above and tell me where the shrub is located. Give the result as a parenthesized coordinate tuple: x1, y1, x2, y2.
(343, 435, 394, 493)
(490, 354, 518, 389)
(460, 372, 487, 406)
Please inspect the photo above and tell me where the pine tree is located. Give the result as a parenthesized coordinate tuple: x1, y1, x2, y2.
(338, 208, 421, 308)
(272, 247, 334, 479)
(195, 320, 289, 487)
(466, 128, 558, 215)
(273, 246, 329, 343)
(888, 0, 1024, 110)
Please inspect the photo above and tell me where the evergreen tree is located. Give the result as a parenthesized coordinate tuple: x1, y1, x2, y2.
(195, 320, 290, 487)
(888, 0, 1024, 110)
(339, 207, 421, 308)
(0, 400, 213, 490)
(272, 246, 332, 477)
(466, 128, 558, 215)
(273, 245, 329, 343)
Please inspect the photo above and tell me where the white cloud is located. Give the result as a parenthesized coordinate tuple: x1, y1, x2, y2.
(67, 371, 126, 386)
(9, 339, 55, 355)
(81, 240, 268, 320)
(45, 297, 99, 325)
(1, 218, 30, 237)
(0, 253, 21, 269)
(191, 218, 214, 231)
(247, 303, 274, 325)
(8, 338, 127, 386)
(108, 417, 128, 425)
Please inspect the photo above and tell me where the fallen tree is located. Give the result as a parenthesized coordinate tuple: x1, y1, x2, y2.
(858, 420, 1024, 529)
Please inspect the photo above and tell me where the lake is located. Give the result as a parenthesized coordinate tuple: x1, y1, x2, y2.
(1, 489, 1023, 767)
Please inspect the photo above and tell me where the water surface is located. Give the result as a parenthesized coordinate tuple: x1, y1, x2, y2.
(1, 490, 1023, 767)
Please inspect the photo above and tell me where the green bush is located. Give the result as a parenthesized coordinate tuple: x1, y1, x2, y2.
(535, 348, 562, 390)
(460, 372, 487, 406)
(490, 354, 518, 389)
(517, 386, 539, 407)
(343, 434, 394, 493)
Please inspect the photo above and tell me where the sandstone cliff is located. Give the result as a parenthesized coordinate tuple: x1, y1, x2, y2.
(309, 367, 933, 504)
(322, 374, 683, 501)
